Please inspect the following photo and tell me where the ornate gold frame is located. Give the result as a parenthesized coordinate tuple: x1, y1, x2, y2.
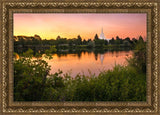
(0, 0, 159, 114)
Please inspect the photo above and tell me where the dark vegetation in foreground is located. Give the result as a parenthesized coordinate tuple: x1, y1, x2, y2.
(14, 37, 146, 101)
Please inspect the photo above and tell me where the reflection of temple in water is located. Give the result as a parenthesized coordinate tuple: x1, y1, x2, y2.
(100, 54, 104, 64)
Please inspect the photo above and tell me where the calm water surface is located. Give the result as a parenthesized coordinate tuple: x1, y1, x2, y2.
(43, 51, 133, 77)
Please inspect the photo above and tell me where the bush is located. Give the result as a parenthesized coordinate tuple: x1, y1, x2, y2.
(14, 57, 50, 101)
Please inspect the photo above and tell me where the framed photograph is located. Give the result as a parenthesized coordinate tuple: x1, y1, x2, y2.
(0, 0, 159, 114)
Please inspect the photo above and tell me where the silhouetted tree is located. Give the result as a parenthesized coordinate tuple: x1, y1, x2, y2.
(94, 34, 99, 40)
(105, 40, 108, 45)
(109, 37, 115, 44)
(139, 36, 144, 43)
(56, 36, 61, 40)
(82, 39, 87, 45)
(77, 35, 82, 45)
(115, 36, 122, 44)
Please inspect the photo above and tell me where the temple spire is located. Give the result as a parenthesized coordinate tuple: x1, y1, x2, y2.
(101, 28, 103, 33)
(99, 27, 106, 40)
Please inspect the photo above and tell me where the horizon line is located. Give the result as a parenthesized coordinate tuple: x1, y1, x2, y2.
(13, 34, 146, 40)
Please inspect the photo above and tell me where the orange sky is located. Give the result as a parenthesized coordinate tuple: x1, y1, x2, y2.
(14, 13, 147, 40)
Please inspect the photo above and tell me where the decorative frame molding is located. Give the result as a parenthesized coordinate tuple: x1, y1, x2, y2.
(0, 0, 159, 114)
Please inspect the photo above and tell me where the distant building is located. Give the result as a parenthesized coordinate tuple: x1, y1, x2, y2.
(99, 28, 106, 40)
(99, 28, 111, 41)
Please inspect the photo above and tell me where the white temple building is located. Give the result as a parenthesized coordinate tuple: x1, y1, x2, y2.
(99, 28, 106, 40)
(99, 28, 111, 41)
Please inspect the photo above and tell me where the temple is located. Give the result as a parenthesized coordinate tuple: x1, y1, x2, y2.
(99, 28, 111, 41)
(99, 28, 106, 40)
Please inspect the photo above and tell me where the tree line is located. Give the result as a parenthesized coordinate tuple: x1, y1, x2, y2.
(14, 34, 145, 54)
(14, 34, 144, 46)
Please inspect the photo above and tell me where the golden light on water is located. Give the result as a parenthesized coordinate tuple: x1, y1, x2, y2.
(44, 51, 133, 77)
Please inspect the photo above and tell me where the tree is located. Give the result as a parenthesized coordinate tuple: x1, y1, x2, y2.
(87, 39, 92, 42)
(109, 37, 115, 44)
(127, 36, 146, 73)
(34, 34, 42, 40)
(116, 36, 120, 41)
(132, 38, 137, 43)
(14, 57, 51, 101)
(123, 40, 130, 47)
(87, 41, 95, 48)
(56, 36, 61, 40)
(22, 48, 34, 57)
(124, 37, 130, 42)
(138, 36, 144, 43)
(77, 35, 82, 45)
(104, 40, 108, 45)
(115, 36, 122, 44)
(68, 39, 73, 46)
(94, 34, 99, 41)
(82, 39, 87, 45)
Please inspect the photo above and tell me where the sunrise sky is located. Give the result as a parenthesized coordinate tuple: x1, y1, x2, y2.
(14, 13, 146, 40)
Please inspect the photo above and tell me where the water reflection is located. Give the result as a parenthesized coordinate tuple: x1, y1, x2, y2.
(100, 54, 104, 64)
(44, 50, 133, 77)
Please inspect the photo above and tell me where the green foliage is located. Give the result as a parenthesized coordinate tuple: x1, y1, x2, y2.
(63, 65, 146, 101)
(44, 45, 57, 59)
(50, 45, 57, 52)
(87, 41, 95, 48)
(127, 36, 146, 73)
(22, 48, 34, 57)
(14, 58, 146, 101)
(35, 52, 42, 58)
(94, 39, 105, 47)
(14, 57, 51, 101)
